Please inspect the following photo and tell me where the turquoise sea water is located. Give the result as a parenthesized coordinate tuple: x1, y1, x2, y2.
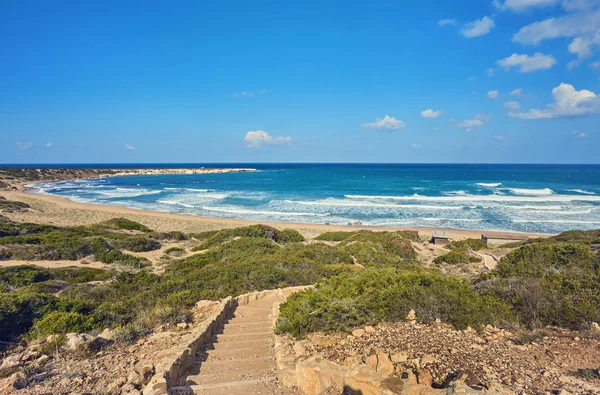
(27, 164, 600, 234)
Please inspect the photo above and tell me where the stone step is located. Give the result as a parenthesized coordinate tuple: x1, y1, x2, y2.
(221, 324, 273, 335)
(181, 376, 276, 394)
(209, 338, 272, 351)
(186, 366, 275, 385)
(204, 346, 273, 360)
(202, 355, 273, 367)
(213, 331, 273, 342)
(199, 356, 274, 375)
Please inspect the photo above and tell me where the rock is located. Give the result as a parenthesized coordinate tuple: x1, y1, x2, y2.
(352, 329, 365, 338)
(399, 370, 418, 384)
(344, 356, 362, 367)
(391, 352, 408, 363)
(0, 353, 22, 371)
(31, 372, 49, 381)
(293, 342, 306, 357)
(406, 309, 416, 321)
(591, 322, 600, 333)
(365, 354, 378, 370)
(127, 370, 144, 386)
(418, 368, 433, 386)
(7, 372, 27, 390)
(139, 365, 154, 381)
(121, 382, 140, 394)
(376, 350, 394, 376)
(98, 328, 115, 342)
(65, 333, 100, 352)
(176, 322, 188, 330)
(364, 325, 376, 333)
(107, 377, 127, 392)
(420, 353, 436, 366)
(380, 377, 405, 393)
(34, 354, 50, 366)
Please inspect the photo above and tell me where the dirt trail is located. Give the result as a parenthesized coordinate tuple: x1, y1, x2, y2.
(171, 294, 300, 395)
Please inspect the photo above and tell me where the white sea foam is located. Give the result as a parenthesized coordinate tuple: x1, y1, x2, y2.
(97, 188, 162, 198)
(344, 194, 600, 203)
(444, 190, 467, 196)
(524, 209, 593, 215)
(504, 188, 554, 196)
(285, 199, 464, 210)
(420, 218, 483, 222)
(512, 219, 600, 224)
(157, 199, 196, 208)
(201, 206, 329, 217)
(164, 187, 211, 192)
(568, 189, 597, 195)
(508, 205, 562, 211)
(477, 182, 502, 187)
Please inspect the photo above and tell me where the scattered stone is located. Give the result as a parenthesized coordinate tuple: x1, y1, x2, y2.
(420, 353, 436, 366)
(7, 372, 27, 390)
(98, 328, 116, 342)
(107, 377, 127, 392)
(0, 353, 21, 370)
(127, 370, 144, 386)
(391, 351, 408, 363)
(375, 350, 394, 376)
(406, 309, 416, 321)
(417, 368, 433, 386)
(65, 333, 100, 352)
(351, 329, 365, 338)
(293, 342, 306, 357)
(176, 322, 188, 330)
(364, 325, 376, 333)
(591, 322, 600, 333)
(31, 372, 50, 381)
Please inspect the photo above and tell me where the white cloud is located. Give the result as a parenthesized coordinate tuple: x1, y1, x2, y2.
(44, 142, 53, 148)
(497, 53, 557, 72)
(361, 115, 406, 130)
(16, 142, 32, 150)
(244, 130, 293, 148)
(439, 19, 458, 26)
(486, 67, 495, 77)
(591, 60, 600, 69)
(508, 83, 600, 119)
(510, 88, 524, 96)
(125, 144, 137, 150)
(233, 89, 266, 98)
(493, 135, 506, 141)
(457, 114, 489, 132)
(571, 130, 588, 137)
(412, 144, 421, 149)
(461, 16, 495, 38)
(504, 101, 522, 110)
(420, 109, 442, 118)
(488, 90, 499, 99)
(494, 0, 560, 12)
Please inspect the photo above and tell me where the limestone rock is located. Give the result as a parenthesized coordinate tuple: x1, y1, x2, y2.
(65, 333, 100, 352)
(107, 377, 127, 392)
(375, 350, 394, 376)
(293, 342, 306, 357)
(352, 328, 365, 338)
(420, 353, 436, 366)
(364, 325, 376, 333)
(7, 372, 27, 390)
(98, 328, 116, 342)
(406, 309, 416, 321)
(391, 352, 408, 363)
(591, 322, 600, 333)
(418, 368, 433, 386)
(127, 370, 144, 386)
(365, 354, 378, 370)
(0, 353, 21, 371)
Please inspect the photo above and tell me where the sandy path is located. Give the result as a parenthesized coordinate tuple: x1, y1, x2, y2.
(1, 190, 548, 241)
(0, 260, 109, 270)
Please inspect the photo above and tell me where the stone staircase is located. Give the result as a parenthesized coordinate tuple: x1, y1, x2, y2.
(170, 293, 293, 395)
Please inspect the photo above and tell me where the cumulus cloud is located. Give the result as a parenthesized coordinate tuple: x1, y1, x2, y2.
(439, 19, 458, 26)
(488, 90, 499, 99)
(486, 67, 495, 77)
(16, 142, 32, 150)
(362, 115, 406, 130)
(513, 4, 600, 68)
(591, 60, 600, 69)
(412, 144, 421, 149)
(233, 89, 266, 98)
(461, 16, 495, 38)
(493, 135, 506, 141)
(44, 142, 53, 148)
(497, 53, 557, 72)
(510, 88, 524, 96)
(244, 130, 293, 148)
(457, 114, 489, 132)
(420, 109, 442, 118)
(504, 101, 522, 110)
(508, 83, 600, 119)
(493, 0, 560, 12)
(125, 144, 137, 150)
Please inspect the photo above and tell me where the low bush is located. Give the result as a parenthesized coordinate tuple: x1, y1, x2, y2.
(31, 311, 95, 337)
(192, 225, 304, 251)
(96, 218, 152, 233)
(0, 199, 30, 213)
(113, 236, 161, 252)
(434, 250, 481, 265)
(337, 231, 417, 268)
(447, 238, 487, 251)
(314, 231, 354, 242)
(276, 268, 514, 337)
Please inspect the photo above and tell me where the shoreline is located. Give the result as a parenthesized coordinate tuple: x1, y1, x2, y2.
(2, 189, 550, 240)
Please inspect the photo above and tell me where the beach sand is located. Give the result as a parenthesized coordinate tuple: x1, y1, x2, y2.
(1, 190, 547, 240)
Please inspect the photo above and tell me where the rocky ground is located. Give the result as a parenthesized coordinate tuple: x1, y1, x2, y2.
(297, 320, 600, 394)
(0, 301, 223, 394)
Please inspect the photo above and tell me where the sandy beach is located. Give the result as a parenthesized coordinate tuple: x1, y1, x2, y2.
(1, 189, 548, 240)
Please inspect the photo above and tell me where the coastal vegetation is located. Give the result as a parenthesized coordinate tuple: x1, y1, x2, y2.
(434, 249, 482, 265)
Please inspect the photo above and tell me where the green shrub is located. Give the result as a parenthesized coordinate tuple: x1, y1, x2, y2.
(192, 224, 304, 251)
(314, 231, 353, 242)
(0, 199, 30, 213)
(434, 250, 481, 265)
(31, 311, 95, 337)
(114, 236, 161, 252)
(96, 218, 151, 233)
(447, 238, 487, 251)
(277, 229, 305, 244)
(276, 268, 513, 337)
(338, 231, 417, 268)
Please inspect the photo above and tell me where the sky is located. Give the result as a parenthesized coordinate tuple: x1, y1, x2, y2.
(1, 0, 600, 164)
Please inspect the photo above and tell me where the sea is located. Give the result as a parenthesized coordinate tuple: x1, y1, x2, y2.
(23, 163, 600, 234)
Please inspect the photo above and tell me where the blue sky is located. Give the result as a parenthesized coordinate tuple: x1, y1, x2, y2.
(1, 0, 599, 164)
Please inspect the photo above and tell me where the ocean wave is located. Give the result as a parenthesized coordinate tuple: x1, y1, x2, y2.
(477, 182, 502, 187)
(444, 190, 467, 196)
(420, 218, 483, 222)
(157, 199, 196, 208)
(164, 187, 211, 192)
(508, 205, 563, 211)
(512, 219, 600, 224)
(568, 189, 597, 195)
(344, 194, 600, 203)
(201, 206, 329, 217)
(97, 188, 163, 198)
(285, 199, 464, 210)
(524, 209, 593, 215)
(504, 188, 554, 196)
